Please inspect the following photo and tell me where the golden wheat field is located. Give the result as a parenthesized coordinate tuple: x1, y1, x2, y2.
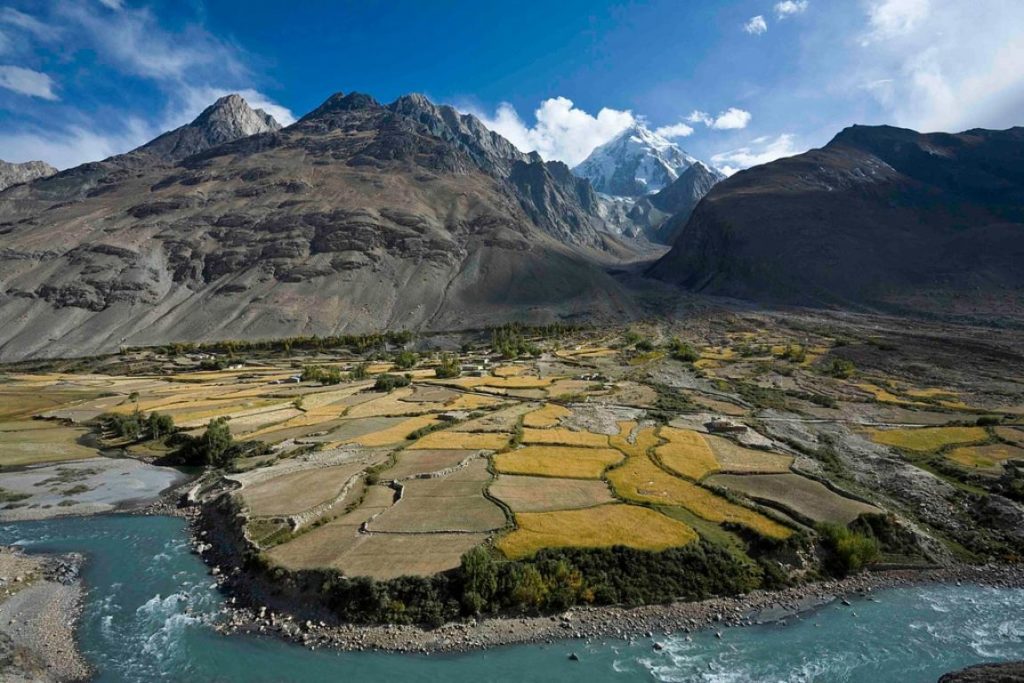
(522, 403, 571, 429)
(496, 504, 698, 559)
(493, 445, 623, 479)
(407, 431, 511, 450)
(654, 426, 720, 480)
(607, 453, 791, 539)
(521, 427, 609, 448)
(609, 421, 661, 459)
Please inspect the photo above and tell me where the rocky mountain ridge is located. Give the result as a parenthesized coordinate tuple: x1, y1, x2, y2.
(0, 159, 57, 192)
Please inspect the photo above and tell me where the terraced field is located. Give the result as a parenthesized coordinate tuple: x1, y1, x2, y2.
(655, 426, 719, 480)
(704, 435, 793, 473)
(240, 459, 381, 518)
(497, 504, 699, 559)
(493, 445, 623, 479)
(607, 451, 792, 539)
(707, 473, 881, 525)
(0, 422, 99, 466)
(946, 443, 1024, 471)
(7, 317, 1021, 603)
(368, 458, 505, 533)
(490, 475, 614, 511)
(521, 427, 609, 447)
(867, 426, 988, 452)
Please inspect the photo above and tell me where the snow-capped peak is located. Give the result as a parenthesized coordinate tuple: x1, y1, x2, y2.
(572, 123, 702, 197)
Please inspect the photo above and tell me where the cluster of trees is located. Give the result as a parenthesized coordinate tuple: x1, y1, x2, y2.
(151, 331, 416, 357)
(103, 411, 175, 442)
(491, 324, 541, 359)
(374, 374, 412, 392)
(299, 541, 759, 626)
(300, 365, 344, 385)
(434, 353, 461, 379)
(300, 362, 372, 385)
(167, 417, 270, 468)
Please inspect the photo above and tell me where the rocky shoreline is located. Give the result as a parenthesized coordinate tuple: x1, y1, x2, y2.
(200, 550, 1024, 654)
(0, 547, 89, 682)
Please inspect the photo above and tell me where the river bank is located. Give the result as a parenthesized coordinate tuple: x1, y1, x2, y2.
(205, 557, 1024, 654)
(0, 546, 88, 682)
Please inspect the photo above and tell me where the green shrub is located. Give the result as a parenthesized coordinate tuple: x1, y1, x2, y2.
(394, 351, 418, 369)
(668, 338, 700, 362)
(818, 522, 879, 577)
(827, 358, 856, 379)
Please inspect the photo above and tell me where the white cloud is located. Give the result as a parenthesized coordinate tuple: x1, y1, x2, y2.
(0, 4, 293, 169)
(862, 0, 930, 42)
(743, 15, 768, 35)
(473, 97, 635, 166)
(711, 133, 799, 175)
(0, 65, 57, 100)
(0, 117, 155, 168)
(0, 8, 60, 42)
(687, 107, 752, 130)
(854, 1, 1024, 132)
(711, 107, 752, 129)
(775, 1, 809, 18)
(59, 3, 246, 81)
(654, 122, 695, 138)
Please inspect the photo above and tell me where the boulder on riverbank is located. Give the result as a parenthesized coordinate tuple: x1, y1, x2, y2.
(939, 661, 1024, 682)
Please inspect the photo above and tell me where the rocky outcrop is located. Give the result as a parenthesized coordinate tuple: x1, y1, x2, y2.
(650, 124, 1024, 317)
(0, 159, 56, 191)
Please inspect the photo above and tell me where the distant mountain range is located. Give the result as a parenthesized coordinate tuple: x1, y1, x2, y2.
(0, 92, 648, 360)
(1, 91, 1021, 360)
(650, 124, 1024, 317)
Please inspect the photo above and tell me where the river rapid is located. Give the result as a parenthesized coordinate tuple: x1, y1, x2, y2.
(2, 514, 1023, 683)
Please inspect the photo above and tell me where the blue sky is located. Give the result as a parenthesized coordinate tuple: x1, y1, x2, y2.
(1, 0, 1023, 170)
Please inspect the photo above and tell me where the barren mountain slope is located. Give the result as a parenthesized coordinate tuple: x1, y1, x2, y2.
(0, 92, 641, 360)
(650, 124, 1024, 318)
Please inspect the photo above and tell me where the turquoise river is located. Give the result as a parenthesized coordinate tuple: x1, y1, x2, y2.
(2, 514, 1023, 682)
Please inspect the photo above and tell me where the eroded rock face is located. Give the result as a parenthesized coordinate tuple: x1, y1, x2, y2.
(0, 92, 641, 360)
(0, 159, 56, 191)
(649, 124, 1024, 317)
